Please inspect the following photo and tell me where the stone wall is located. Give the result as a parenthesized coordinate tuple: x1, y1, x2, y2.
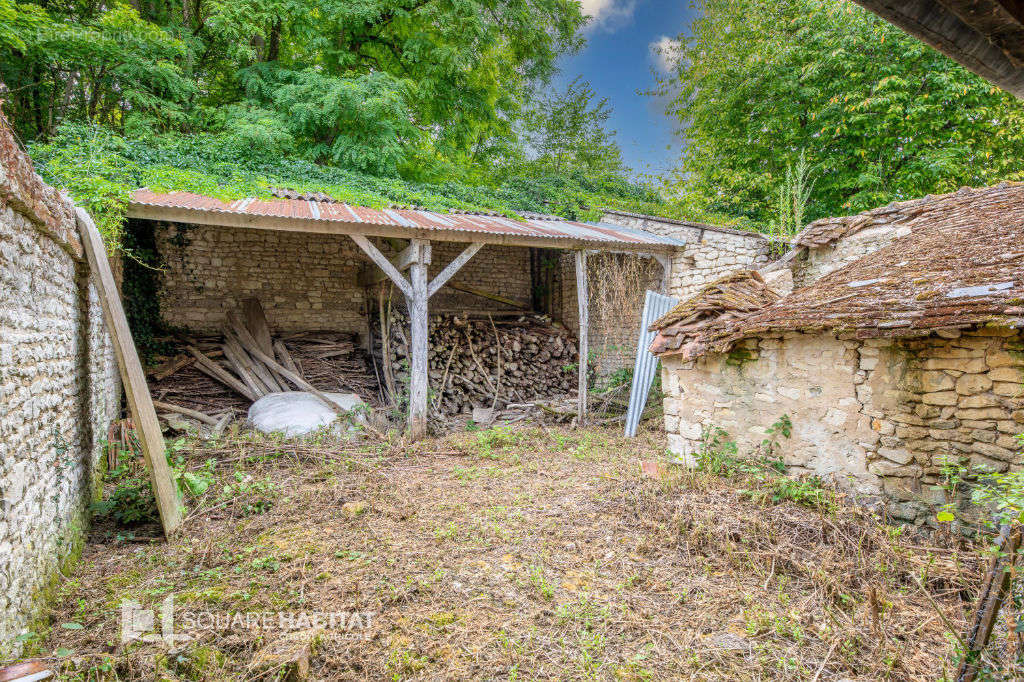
(660, 328, 1024, 523)
(792, 224, 905, 288)
(150, 221, 533, 336)
(0, 122, 120, 657)
(600, 211, 774, 300)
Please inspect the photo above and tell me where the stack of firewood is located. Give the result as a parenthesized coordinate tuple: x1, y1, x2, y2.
(376, 311, 579, 414)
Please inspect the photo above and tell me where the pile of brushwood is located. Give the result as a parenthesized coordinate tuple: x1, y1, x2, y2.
(148, 298, 380, 421)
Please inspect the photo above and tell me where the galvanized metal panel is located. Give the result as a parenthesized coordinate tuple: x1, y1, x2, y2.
(624, 290, 678, 438)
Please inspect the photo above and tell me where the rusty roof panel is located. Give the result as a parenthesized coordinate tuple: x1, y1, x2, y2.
(129, 189, 686, 248)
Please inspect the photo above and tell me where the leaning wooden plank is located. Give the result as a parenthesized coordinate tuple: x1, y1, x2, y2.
(444, 281, 528, 309)
(152, 401, 219, 426)
(150, 354, 193, 381)
(187, 345, 258, 401)
(273, 340, 301, 377)
(225, 325, 283, 393)
(228, 323, 347, 414)
(575, 250, 589, 425)
(350, 234, 413, 298)
(221, 340, 269, 397)
(241, 298, 288, 386)
(427, 242, 484, 297)
(241, 298, 274, 355)
(76, 208, 183, 536)
(225, 313, 285, 391)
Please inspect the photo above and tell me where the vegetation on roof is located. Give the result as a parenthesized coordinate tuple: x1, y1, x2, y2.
(27, 123, 712, 246)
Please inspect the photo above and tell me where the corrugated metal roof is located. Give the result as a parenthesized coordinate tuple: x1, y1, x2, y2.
(129, 189, 686, 249)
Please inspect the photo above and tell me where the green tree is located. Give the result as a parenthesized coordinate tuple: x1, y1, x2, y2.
(657, 0, 1024, 224)
(519, 77, 626, 176)
(1, 3, 195, 137)
(0, 0, 587, 177)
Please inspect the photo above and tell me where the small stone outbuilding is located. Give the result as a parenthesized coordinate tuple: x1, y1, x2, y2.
(650, 183, 1024, 523)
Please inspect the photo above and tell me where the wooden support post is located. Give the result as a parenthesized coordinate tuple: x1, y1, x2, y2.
(350, 234, 412, 298)
(653, 254, 672, 294)
(575, 249, 589, 425)
(76, 207, 183, 537)
(353, 237, 484, 439)
(407, 239, 431, 439)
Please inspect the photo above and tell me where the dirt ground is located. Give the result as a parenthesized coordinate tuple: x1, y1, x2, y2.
(30, 424, 985, 680)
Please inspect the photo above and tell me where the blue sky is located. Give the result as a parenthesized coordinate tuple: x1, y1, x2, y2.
(554, 0, 702, 178)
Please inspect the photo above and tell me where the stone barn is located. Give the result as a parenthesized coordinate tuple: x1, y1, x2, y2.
(650, 182, 1024, 523)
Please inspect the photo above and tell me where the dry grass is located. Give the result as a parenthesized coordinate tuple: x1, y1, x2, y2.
(28, 424, 983, 680)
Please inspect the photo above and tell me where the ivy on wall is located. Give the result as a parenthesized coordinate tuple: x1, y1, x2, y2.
(121, 218, 172, 363)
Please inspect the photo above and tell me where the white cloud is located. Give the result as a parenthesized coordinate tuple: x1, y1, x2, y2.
(649, 35, 681, 72)
(579, 0, 637, 32)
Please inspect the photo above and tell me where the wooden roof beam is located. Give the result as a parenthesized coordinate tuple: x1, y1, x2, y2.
(852, 0, 1024, 97)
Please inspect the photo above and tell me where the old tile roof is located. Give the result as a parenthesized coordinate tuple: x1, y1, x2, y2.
(648, 271, 780, 356)
(796, 182, 1024, 248)
(652, 182, 1024, 359)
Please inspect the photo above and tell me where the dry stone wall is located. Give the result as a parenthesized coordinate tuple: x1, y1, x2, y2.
(0, 123, 119, 657)
(793, 224, 905, 288)
(600, 211, 773, 300)
(660, 328, 1024, 523)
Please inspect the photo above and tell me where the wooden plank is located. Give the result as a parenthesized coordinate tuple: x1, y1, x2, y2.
(350, 234, 413, 298)
(221, 338, 269, 397)
(76, 207, 183, 536)
(408, 253, 430, 439)
(575, 250, 589, 425)
(443, 282, 528, 309)
(427, 242, 484, 297)
(956, 525, 1022, 682)
(152, 401, 219, 426)
(227, 319, 348, 414)
(273, 340, 301, 377)
(226, 311, 285, 392)
(149, 353, 193, 381)
(241, 297, 274, 356)
(187, 345, 258, 401)
(241, 297, 289, 387)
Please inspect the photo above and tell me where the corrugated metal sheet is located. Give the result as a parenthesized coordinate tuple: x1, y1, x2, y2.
(624, 290, 678, 438)
(129, 189, 686, 249)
